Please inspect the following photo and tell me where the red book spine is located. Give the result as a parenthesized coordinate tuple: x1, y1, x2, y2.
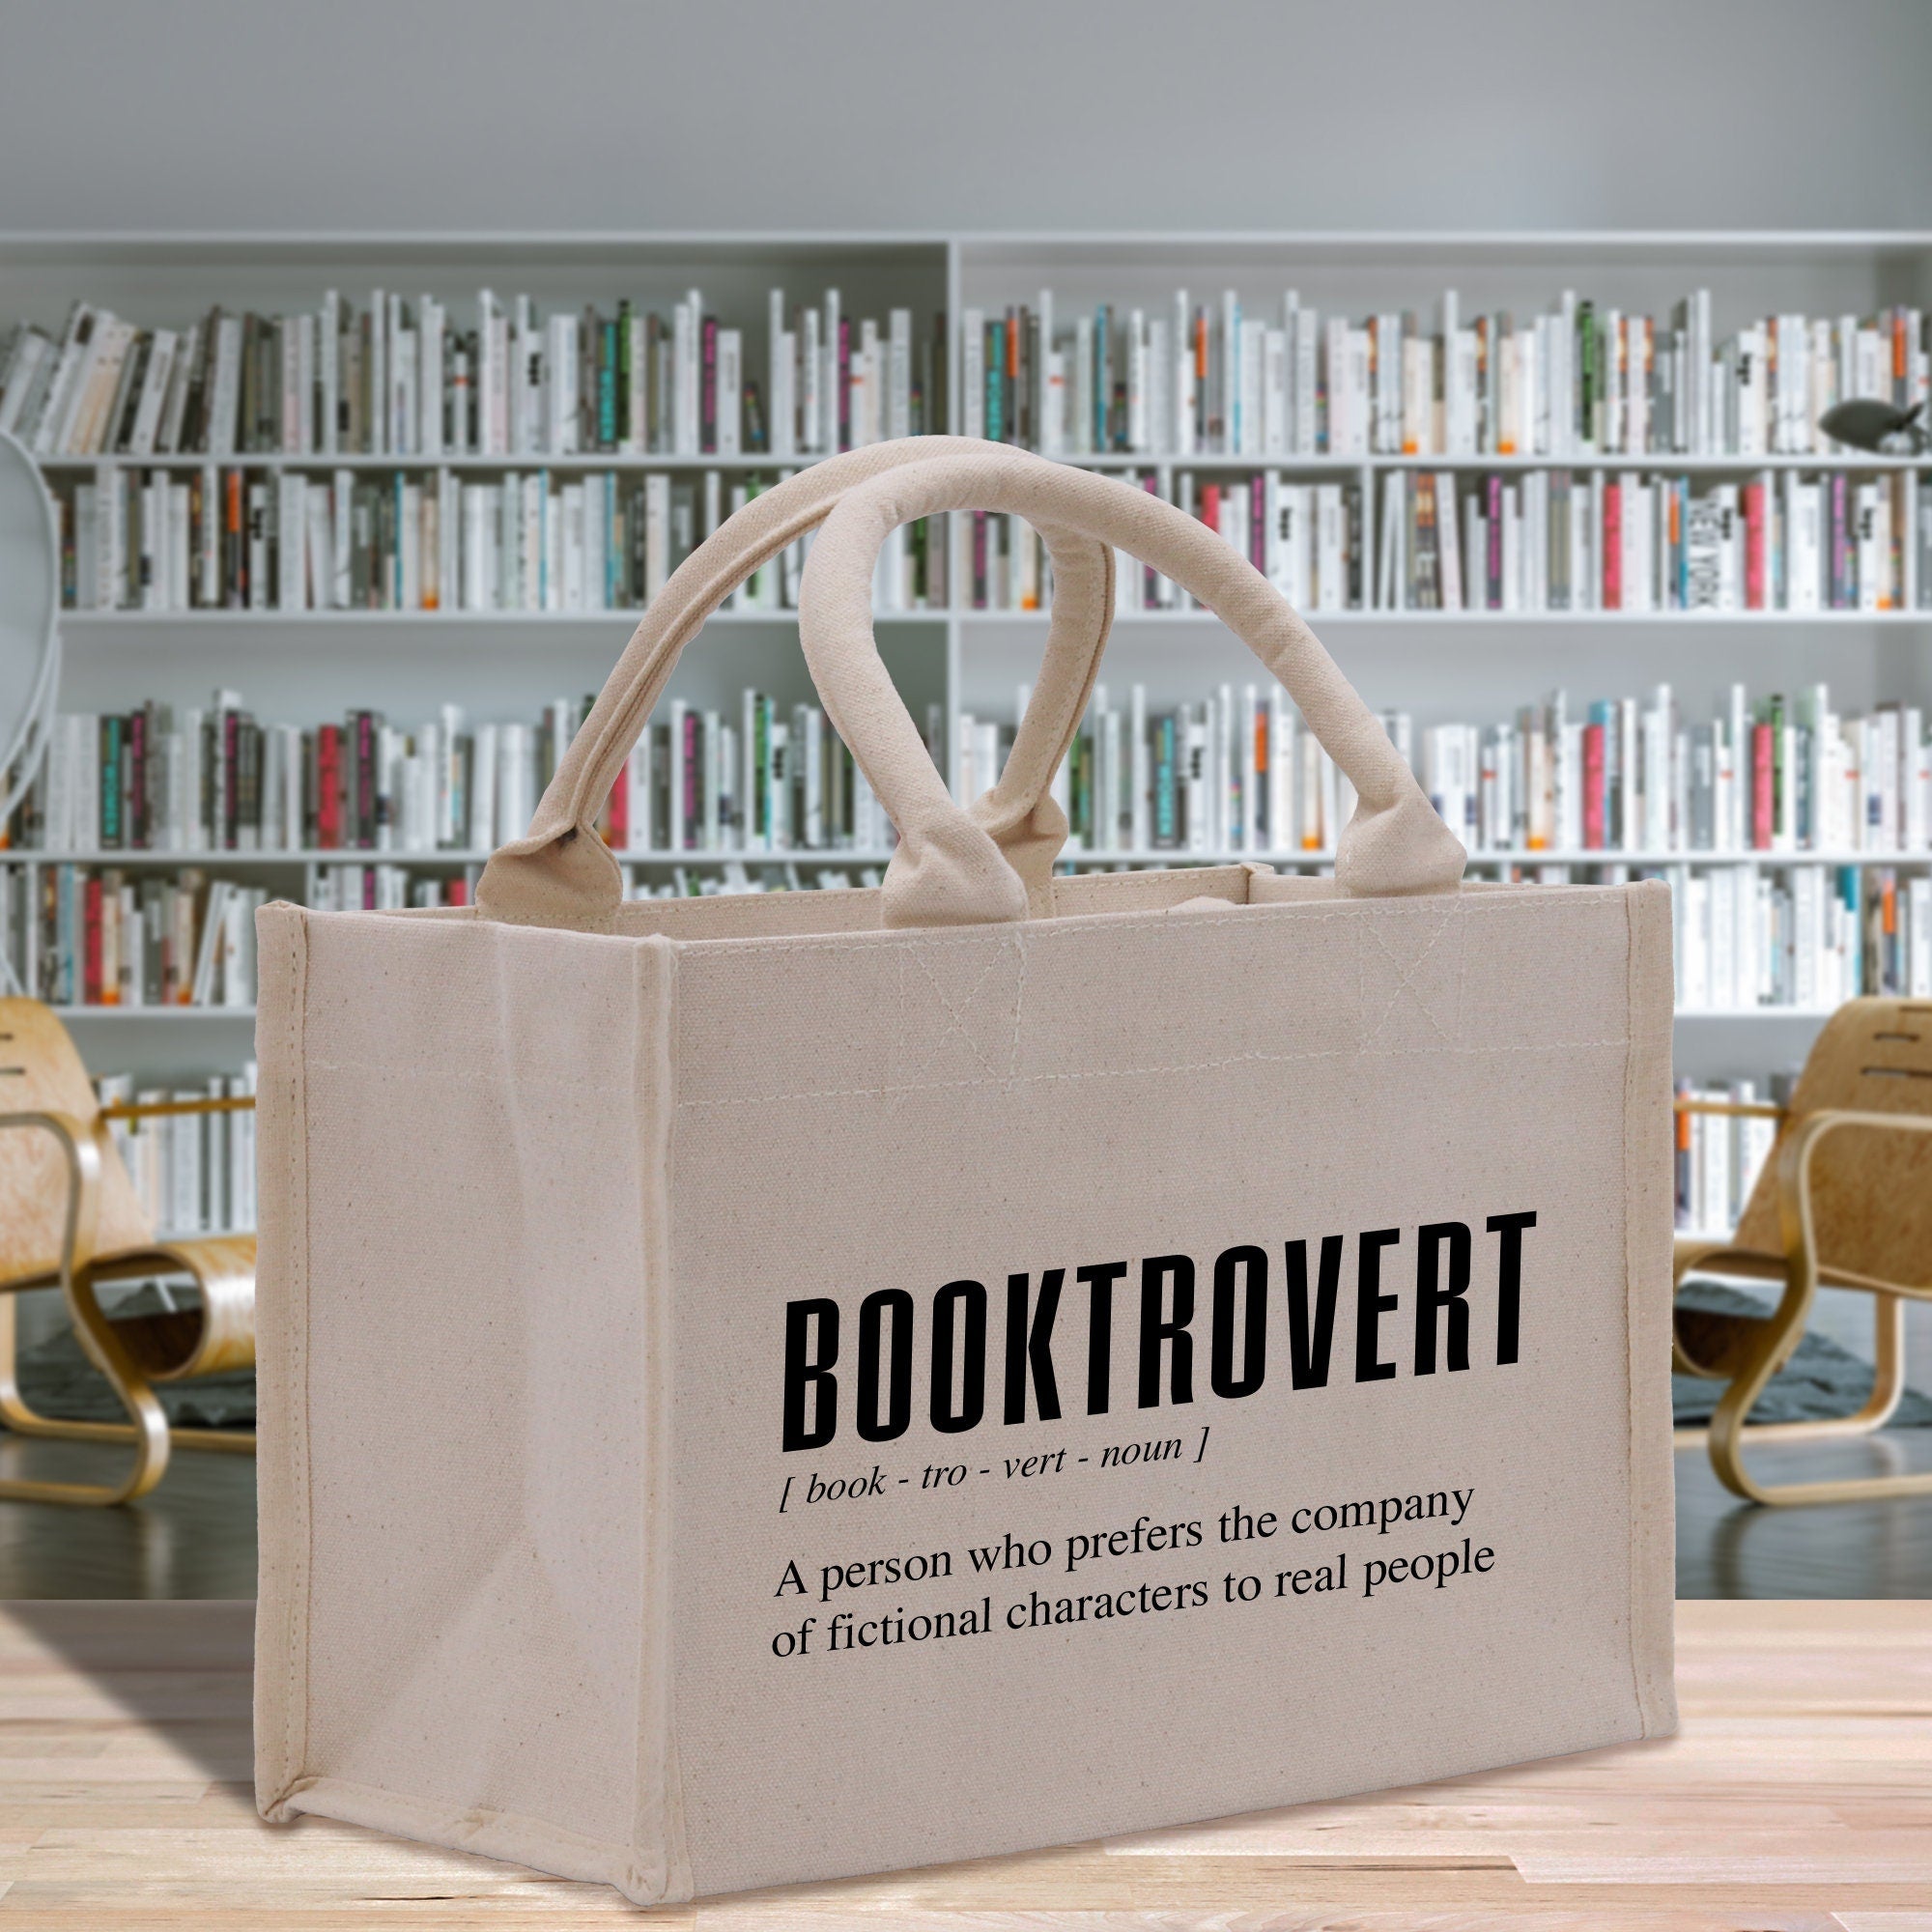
(1743, 481, 1766, 610)
(1200, 483, 1220, 535)
(356, 711, 376, 848)
(1485, 474, 1503, 607)
(1752, 722, 1775, 848)
(606, 769, 627, 848)
(682, 711, 700, 839)
(699, 316, 719, 455)
(447, 877, 469, 908)
(224, 469, 244, 609)
(83, 875, 102, 1006)
(317, 725, 342, 849)
(1582, 724, 1605, 849)
(1603, 480, 1622, 610)
(128, 708, 147, 848)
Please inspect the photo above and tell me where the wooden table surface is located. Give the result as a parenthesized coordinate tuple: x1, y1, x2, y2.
(0, 1599, 1926, 1927)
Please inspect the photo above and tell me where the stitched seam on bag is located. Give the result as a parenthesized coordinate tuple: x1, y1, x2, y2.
(677, 1036, 1632, 1110)
(907, 941, 1009, 1086)
(1621, 888, 1645, 1734)
(637, 937, 689, 1898)
(1362, 900, 1461, 1048)
(671, 892, 1623, 963)
(300, 1057, 635, 1094)
(1009, 927, 1028, 1092)
(288, 912, 311, 1789)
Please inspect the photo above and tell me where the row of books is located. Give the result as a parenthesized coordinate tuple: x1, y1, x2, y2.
(0, 858, 893, 1006)
(1664, 863, 1932, 1010)
(13, 679, 1932, 865)
(6, 853, 1923, 1017)
(97, 1065, 257, 1238)
(0, 867, 265, 1009)
(1674, 1078, 1780, 1237)
(8, 691, 930, 858)
(964, 289, 1929, 459)
(52, 465, 948, 615)
(951, 682, 1932, 860)
(969, 476, 1368, 612)
(1376, 469, 1929, 613)
(47, 456, 1932, 619)
(0, 289, 944, 462)
(909, 467, 1929, 618)
(1421, 686, 1932, 858)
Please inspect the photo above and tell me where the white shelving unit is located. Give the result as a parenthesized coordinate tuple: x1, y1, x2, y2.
(5, 229, 1929, 1092)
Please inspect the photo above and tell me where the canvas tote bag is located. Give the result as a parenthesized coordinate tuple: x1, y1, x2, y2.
(253, 437, 1677, 1906)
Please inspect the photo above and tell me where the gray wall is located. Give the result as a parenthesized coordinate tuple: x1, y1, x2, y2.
(1, 0, 1928, 233)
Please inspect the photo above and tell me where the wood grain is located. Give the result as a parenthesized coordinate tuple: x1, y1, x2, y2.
(0, 1599, 1923, 1925)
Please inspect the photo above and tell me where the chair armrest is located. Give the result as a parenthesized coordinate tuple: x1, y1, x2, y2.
(99, 1095, 254, 1122)
(1675, 1099, 1787, 1122)
(0, 1107, 105, 1290)
(1776, 1107, 1932, 1284)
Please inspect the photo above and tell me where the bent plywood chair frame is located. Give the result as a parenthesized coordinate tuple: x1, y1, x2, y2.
(1674, 996, 1932, 1507)
(0, 999, 255, 1506)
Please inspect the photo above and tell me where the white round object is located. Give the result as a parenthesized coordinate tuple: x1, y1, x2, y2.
(0, 426, 60, 818)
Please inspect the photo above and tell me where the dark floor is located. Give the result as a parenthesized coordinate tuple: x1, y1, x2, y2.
(3, 1429, 1931, 1600)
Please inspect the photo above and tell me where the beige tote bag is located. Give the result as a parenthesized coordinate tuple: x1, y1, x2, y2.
(254, 437, 1676, 1906)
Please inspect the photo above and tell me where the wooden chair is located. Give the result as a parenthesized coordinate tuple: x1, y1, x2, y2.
(1674, 995, 1932, 1507)
(0, 997, 254, 1505)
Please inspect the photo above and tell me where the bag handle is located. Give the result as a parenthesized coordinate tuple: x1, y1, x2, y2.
(476, 438, 1115, 926)
(796, 450, 1467, 929)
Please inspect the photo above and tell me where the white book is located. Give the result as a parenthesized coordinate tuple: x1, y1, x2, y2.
(961, 307, 984, 441)
(548, 312, 579, 455)
(207, 314, 243, 456)
(822, 288, 840, 450)
(1267, 690, 1293, 853)
(1175, 289, 1195, 456)
(673, 292, 699, 455)
(29, 304, 94, 453)
(372, 287, 396, 454)
(1221, 292, 1240, 454)
(420, 297, 444, 458)
(468, 723, 499, 849)
(1129, 683, 1150, 852)
(800, 304, 823, 453)
(668, 698, 689, 850)
(888, 308, 912, 441)
(189, 881, 232, 1007)
(53, 307, 116, 454)
(128, 327, 178, 456)
(641, 470, 670, 606)
(1291, 298, 1320, 456)
(767, 289, 791, 457)
(1239, 685, 1260, 852)
(1436, 471, 1464, 611)
(1264, 325, 1289, 456)
(320, 291, 340, 455)
(1072, 314, 1094, 456)
(1315, 483, 1346, 611)
(1239, 316, 1265, 456)
(0, 327, 49, 437)
(276, 472, 306, 611)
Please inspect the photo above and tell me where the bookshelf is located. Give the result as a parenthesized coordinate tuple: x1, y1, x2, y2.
(4, 229, 1930, 1132)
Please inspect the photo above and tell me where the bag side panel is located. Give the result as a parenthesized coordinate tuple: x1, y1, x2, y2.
(256, 909, 672, 1892)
